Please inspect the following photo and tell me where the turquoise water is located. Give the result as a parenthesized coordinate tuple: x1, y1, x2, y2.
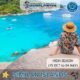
(0, 7, 80, 62)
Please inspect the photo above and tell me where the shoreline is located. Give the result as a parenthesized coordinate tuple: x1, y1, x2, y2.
(0, 12, 29, 17)
(0, 41, 80, 70)
(0, 7, 61, 17)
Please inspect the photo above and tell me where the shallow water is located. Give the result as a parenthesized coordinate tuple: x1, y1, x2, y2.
(0, 7, 80, 62)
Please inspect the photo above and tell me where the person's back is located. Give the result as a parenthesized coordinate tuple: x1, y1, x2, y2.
(58, 31, 78, 54)
(50, 22, 80, 56)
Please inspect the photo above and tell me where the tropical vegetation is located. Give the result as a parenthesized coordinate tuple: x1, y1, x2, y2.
(0, 0, 23, 15)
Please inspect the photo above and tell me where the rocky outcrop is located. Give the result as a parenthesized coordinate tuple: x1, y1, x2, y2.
(6, 41, 80, 69)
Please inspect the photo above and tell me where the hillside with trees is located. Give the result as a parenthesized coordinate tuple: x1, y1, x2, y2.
(0, 0, 23, 15)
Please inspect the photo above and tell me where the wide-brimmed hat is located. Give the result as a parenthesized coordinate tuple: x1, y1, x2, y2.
(63, 22, 77, 32)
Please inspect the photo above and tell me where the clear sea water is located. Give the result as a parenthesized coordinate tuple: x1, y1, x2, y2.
(0, 7, 80, 62)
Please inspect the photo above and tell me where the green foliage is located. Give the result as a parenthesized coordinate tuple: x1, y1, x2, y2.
(0, 0, 23, 15)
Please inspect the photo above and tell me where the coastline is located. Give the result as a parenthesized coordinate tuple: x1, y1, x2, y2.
(0, 41, 80, 70)
(0, 7, 61, 70)
(0, 13, 29, 17)
(0, 7, 60, 17)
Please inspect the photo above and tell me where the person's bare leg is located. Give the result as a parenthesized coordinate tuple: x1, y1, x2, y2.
(50, 46, 60, 56)
(76, 46, 80, 56)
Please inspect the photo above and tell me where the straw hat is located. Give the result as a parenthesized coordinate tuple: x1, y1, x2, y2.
(63, 22, 77, 32)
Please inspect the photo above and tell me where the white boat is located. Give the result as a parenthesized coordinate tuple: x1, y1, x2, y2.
(62, 14, 72, 18)
(43, 13, 52, 16)
(12, 19, 17, 22)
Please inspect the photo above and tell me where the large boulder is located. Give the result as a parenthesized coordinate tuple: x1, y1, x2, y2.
(6, 41, 80, 69)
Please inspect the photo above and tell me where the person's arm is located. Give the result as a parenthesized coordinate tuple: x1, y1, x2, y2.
(76, 47, 80, 54)
(50, 32, 65, 56)
(74, 34, 80, 55)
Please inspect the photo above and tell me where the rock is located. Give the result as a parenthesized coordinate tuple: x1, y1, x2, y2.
(6, 41, 80, 69)
(11, 51, 19, 56)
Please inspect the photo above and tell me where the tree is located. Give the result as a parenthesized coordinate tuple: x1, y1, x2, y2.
(0, 0, 23, 15)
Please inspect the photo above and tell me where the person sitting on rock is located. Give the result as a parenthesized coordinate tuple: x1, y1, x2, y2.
(50, 22, 80, 56)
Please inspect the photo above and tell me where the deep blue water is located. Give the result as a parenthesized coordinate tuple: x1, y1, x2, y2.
(0, 7, 80, 62)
